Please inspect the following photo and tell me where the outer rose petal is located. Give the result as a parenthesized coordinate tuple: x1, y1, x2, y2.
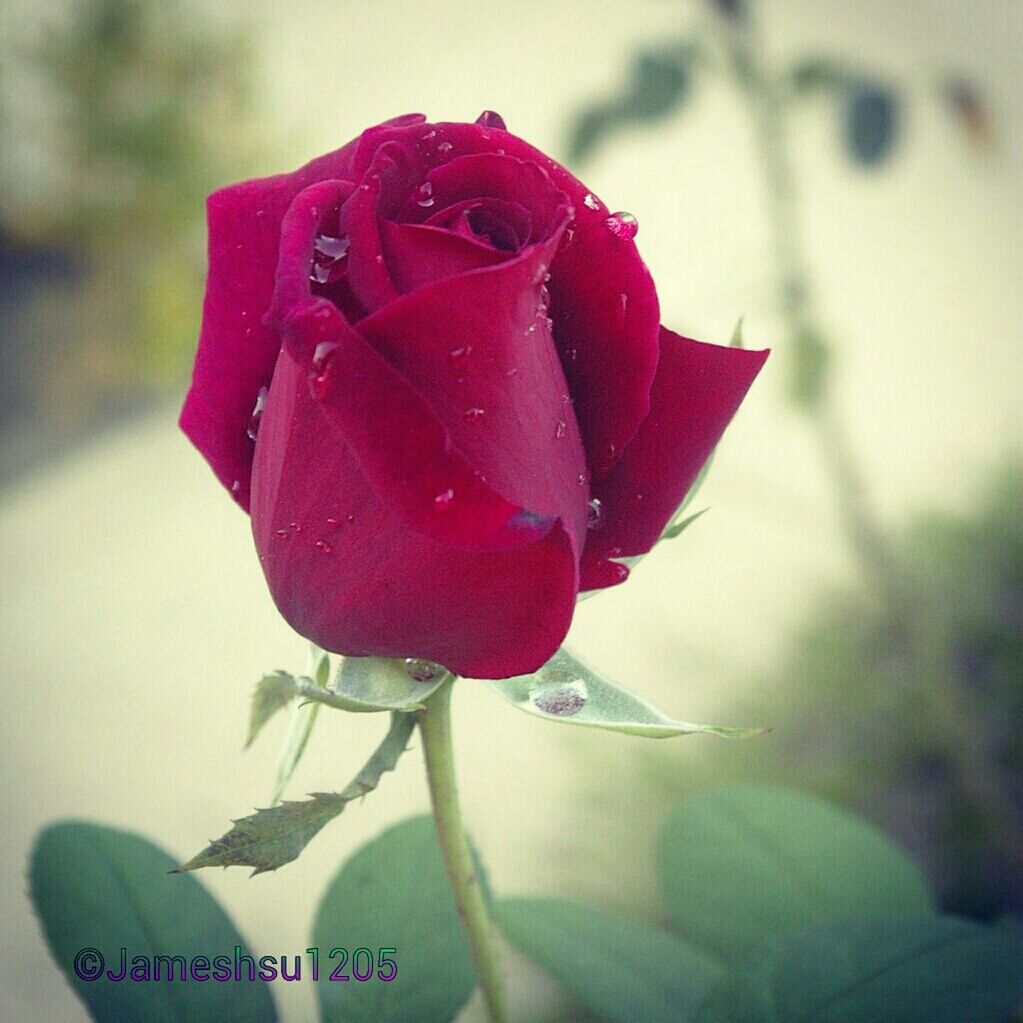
(580, 327, 768, 590)
(250, 347, 578, 679)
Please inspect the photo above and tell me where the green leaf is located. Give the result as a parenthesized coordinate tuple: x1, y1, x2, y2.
(659, 786, 935, 962)
(496, 898, 723, 1023)
(247, 671, 298, 748)
(324, 655, 451, 712)
(270, 645, 329, 804)
(728, 315, 745, 348)
(29, 821, 276, 1022)
(568, 43, 697, 164)
(660, 506, 709, 541)
(312, 816, 477, 1023)
(487, 647, 765, 739)
(695, 915, 1023, 1023)
(179, 712, 416, 875)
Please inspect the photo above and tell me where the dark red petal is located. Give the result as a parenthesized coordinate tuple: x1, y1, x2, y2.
(580, 327, 768, 589)
(250, 347, 577, 679)
(357, 213, 590, 556)
(379, 220, 507, 293)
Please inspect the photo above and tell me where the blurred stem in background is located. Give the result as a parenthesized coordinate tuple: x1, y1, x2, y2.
(710, 4, 1023, 880)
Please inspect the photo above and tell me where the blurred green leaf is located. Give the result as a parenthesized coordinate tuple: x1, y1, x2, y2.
(787, 57, 857, 95)
(844, 81, 901, 167)
(30, 821, 276, 1022)
(694, 915, 1023, 1023)
(659, 786, 935, 962)
(661, 506, 709, 542)
(247, 671, 298, 748)
(488, 647, 765, 739)
(312, 816, 478, 1023)
(496, 897, 723, 1023)
(568, 43, 697, 164)
(179, 712, 415, 875)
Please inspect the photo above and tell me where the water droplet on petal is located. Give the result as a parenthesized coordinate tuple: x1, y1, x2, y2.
(619, 292, 628, 312)
(231, 479, 241, 493)
(505, 366, 518, 377)
(605, 211, 638, 240)
(434, 488, 455, 509)
(463, 407, 486, 422)
(577, 473, 589, 487)
(587, 497, 604, 529)
(437, 140, 453, 154)
(448, 345, 473, 368)
(289, 522, 303, 533)
(326, 517, 341, 529)
(531, 679, 588, 716)
(422, 130, 437, 140)
(405, 657, 441, 683)
(566, 347, 578, 362)
(346, 512, 356, 524)
(310, 233, 350, 284)
(247, 386, 268, 440)
(309, 341, 340, 400)
(555, 419, 567, 439)
(315, 539, 332, 554)
(416, 181, 435, 207)
(583, 192, 601, 211)
(315, 233, 350, 260)
(475, 110, 507, 130)
(275, 528, 289, 539)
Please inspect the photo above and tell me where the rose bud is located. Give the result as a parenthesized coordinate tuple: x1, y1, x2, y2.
(180, 112, 767, 679)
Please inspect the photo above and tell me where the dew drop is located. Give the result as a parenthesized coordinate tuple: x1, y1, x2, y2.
(587, 497, 604, 530)
(309, 341, 339, 400)
(422, 130, 437, 140)
(437, 140, 453, 154)
(434, 488, 455, 509)
(231, 479, 241, 493)
(448, 344, 473, 368)
(475, 110, 507, 130)
(289, 522, 303, 533)
(605, 211, 638, 240)
(315, 539, 332, 554)
(310, 233, 350, 284)
(346, 512, 356, 524)
(463, 407, 486, 422)
(416, 181, 435, 208)
(405, 657, 440, 683)
(532, 262, 548, 285)
(275, 528, 289, 539)
(619, 292, 628, 312)
(531, 680, 588, 717)
(505, 367, 518, 377)
(566, 347, 578, 362)
(246, 386, 268, 440)
(314, 233, 350, 260)
(555, 419, 567, 439)
(582, 192, 601, 211)
(577, 473, 588, 487)
(326, 517, 341, 529)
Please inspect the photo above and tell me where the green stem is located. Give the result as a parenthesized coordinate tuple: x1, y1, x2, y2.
(714, 5, 1023, 878)
(418, 677, 509, 1023)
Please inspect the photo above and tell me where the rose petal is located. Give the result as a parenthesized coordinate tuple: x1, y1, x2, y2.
(379, 220, 508, 294)
(580, 327, 768, 589)
(251, 346, 578, 679)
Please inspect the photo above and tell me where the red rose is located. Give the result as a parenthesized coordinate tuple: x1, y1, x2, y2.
(180, 112, 767, 679)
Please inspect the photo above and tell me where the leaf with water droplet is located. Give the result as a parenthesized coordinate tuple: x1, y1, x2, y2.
(486, 647, 766, 738)
(310, 655, 451, 713)
(178, 712, 416, 875)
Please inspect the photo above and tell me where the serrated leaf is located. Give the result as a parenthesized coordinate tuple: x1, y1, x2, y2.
(487, 647, 765, 739)
(496, 897, 723, 1023)
(179, 712, 416, 875)
(658, 786, 935, 963)
(312, 816, 478, 1023)
(29, 822, 277, 1022)
(324, 655, 450, 712)
(694, 916, 1023, 1023)
(246, 671, 298, 748)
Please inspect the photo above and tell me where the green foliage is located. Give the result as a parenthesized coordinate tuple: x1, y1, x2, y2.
(658, 786, 934, 962)
(488, 647, 765, 739)
(567, 43, 698, 165)
(844, 80, 901, 167)
(29, 822, 276, 1022)
(179, 713, 416, 874)
(695, 916, 1023, 1023)
(328, 655, 451, 712)
(496, 898, 723, 1023)
(311, 816, 477, 1023)
(247, 671, 299, 748)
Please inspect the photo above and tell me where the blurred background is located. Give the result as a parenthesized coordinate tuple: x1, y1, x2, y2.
(1, 0, 1020, 1019)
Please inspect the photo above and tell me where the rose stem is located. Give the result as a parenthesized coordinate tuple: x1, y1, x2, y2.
(710, 5, 1023, 875)
(418, 676, 509, 1023)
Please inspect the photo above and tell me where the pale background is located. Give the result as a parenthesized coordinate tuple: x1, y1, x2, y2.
(1, 1, 1020, 1019)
